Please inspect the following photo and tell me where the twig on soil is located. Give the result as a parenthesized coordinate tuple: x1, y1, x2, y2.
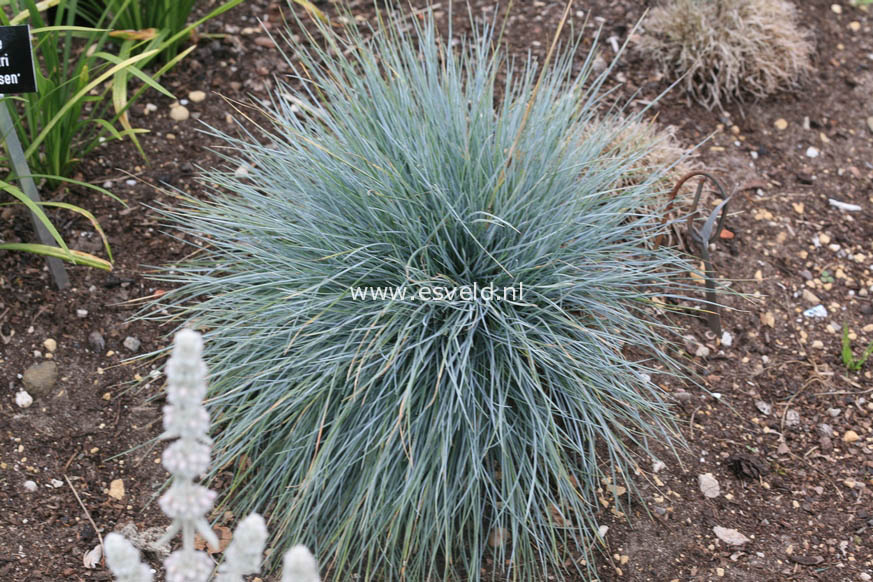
(28, 304, 50, 327)
(62, 449, 79, 474)
(688, 404, 703, 437)
(64, 474, 104, 550)
(812, 387, 873, 396)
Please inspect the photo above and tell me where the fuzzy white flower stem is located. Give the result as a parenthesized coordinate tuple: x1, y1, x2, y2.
(106, 329, 319, 582)
(183, 521, 195, 554)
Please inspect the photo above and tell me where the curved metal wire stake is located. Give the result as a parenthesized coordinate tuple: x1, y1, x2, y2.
(659, 171, 732, 335)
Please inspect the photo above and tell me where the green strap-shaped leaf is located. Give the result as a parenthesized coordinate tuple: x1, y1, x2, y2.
(0, 243, 111, 270)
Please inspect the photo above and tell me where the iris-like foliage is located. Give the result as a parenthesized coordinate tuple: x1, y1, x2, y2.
(145, 7, 698, 581)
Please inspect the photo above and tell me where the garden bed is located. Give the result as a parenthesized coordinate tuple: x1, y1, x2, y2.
(0, 0, 871, 580)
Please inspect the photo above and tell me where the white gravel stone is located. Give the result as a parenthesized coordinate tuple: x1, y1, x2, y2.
(23, 480, 38, 492)
(699, 473, 721, 498)
(803, 305, 828, 318)
(15, 390, 33, 408)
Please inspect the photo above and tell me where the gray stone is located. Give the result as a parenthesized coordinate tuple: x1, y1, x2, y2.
(819, 435, 833, 452)
(123, 336, 141, 352)
(22, 361, 58, 396)
(88, 331, 105, 352)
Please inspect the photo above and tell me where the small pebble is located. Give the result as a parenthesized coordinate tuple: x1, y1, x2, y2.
(820, 435, 833, 452)
(169, 105, 190, 121)
(143, 103, 157, 115)
(22, 361, 58, 396)
(43, 338, 57, 353)
(88, 331, 106, 352)
(15, 390, 33, 408)
(843, 430, 860, 443)
(125, 179, 137, 186)
(188, 90, 206, 103)
(803, 305, 828, 318)
(254, 36, 276, 48)
(76, 309, 88, 318)
(23, 480, 38, 492)
(123, 336, 142, 352)
(849, 21, 861, 32)
(699, 473, 721, 498)
(720, 331, 733, 347)
(773, 118, 787, 130)
(805, 146, 820, 158)
(831, 3, 842, 14)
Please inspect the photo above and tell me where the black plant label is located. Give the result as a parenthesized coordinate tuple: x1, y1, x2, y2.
(0, 25, 36, 94)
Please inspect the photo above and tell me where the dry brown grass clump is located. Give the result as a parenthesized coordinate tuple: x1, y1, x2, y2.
(587, 115, 697, 195)
(638, 0, 813, 110)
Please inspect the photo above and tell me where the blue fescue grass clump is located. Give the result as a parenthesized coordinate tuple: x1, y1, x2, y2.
(145, 6, 698, 582)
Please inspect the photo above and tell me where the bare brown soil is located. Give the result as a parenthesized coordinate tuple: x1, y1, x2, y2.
(1, 1, 872, 581)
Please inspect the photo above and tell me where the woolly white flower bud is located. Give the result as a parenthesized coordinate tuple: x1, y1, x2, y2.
(104, 532, 154, 582)
(215, 513, 268, 581)
(158, 481, 216, 520)
(164, 549, 213, 582)
(166, 375, 208, 406)
(162, 440, 211, 479)
(162, 403, 210, 441)
(173, 328, 204, 356)
(165, 329, 208, 406)
(281, 545, 320, 582)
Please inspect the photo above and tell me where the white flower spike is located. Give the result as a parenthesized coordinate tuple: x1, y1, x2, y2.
(106, 329, 320, 582)
(104, 533, 154, 582)
(282, 545, 321, 582)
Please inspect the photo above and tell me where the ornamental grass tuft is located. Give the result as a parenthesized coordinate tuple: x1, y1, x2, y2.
(638, 0, 813, 110)
(145, 6, 701, 581)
